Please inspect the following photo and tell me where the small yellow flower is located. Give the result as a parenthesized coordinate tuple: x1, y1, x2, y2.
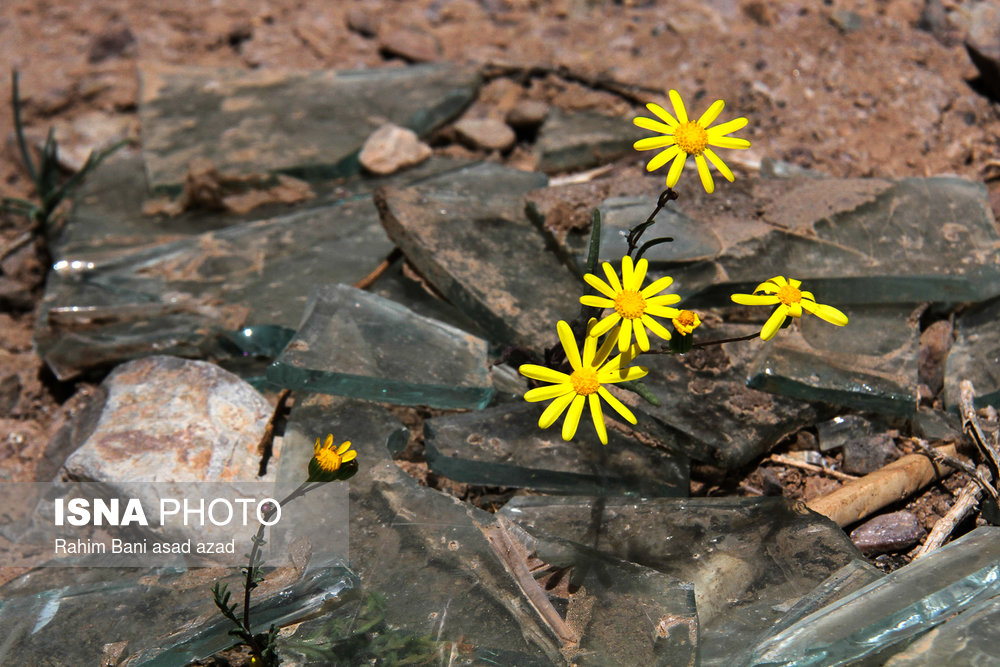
(730, 276, 848, 341)
(672, 309, 701, 336)
(309, 434, 357, 481)
(519, 320, 648, 445)
(580, 255, 681, 352)
(633, 89, 751, 193)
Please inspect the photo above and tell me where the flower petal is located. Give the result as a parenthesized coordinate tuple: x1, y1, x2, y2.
(631, 257, 649, 291)
(634, 136, 677, 151)
(801, 300, 849, 326)
(698, 99, 725, 127)
(602, 261, 623, 293)
(669, 89, 689, 124)
(645, 305, 682, 318)
(557, 320, 582, 370)
(599, 364, 649, 383)
(695, 154, 714, 193)
(582, 322, 598, 365)
(646, 102, 679, 127)
(644, 145, 682, 172)
(562, 394, 587, 441)
(731, 293, 780, 306)
(519, 364, 570, 384)
(789, 278, 802, 288)
(584, 272, 617, 299)
(341, 450, 357, 463)
(592, 326, 621, 369)
(633, 319, 650, 351)
(618, 317, 633, 352)
(706, 116, 748, 136)
(704, 148, 735, 182)
(581, 295, 615, 309)
(760, 306, 790, 341)
(641, 275, 674, 297)
(539, 391, 576, 428)
(525, 383, 574, 402)
(634, 116, 676, 135)
(588, 394, 608, 445)
(590, 313, 621, 338)
(598, 386, 638, 424)
(641, 313, 673, 341)
(666, 151, 686, 186)
(621, 255, 634, 290)
(788, 302, 803, 318)
(336, 441, 352, 455)
(645, 294, 682, 306)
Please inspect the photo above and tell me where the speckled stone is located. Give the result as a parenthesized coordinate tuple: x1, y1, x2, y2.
(62, 355, 273, 483)
(850, 511, 924, 555)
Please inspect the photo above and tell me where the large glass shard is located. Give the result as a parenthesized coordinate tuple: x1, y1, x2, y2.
(630, 320, 825, 468)
(577, 177, 1000, 308)
(747, 304, 920, 415)
(882, 593, 1000, 666)
(498, 495, 863, 666)
(267, 285, 493, 409)
(535, 109, 641, 174)
(54, 152, 471, 265)
(0, 567, 359, 666)
(423, 402, 689, 496)
(943, 295, 1000, 409)
(277, 394, 698, 665)
(375, 161, 586, 352)
(140, 63, 479, 190)
(36, 196, 394, 381)
(742, 527, 1000, 666)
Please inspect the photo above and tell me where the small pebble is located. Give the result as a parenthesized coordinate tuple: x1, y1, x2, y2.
(453, 118, 516, 151)
(378, 28, 441, 63)
(850, 510, 923, 555)
(505, 100, 549, 129)
(359, 124, 432, 175)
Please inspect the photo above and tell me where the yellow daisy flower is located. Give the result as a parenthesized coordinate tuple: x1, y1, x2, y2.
(672, 309, 701, 336)
(308, 434, 357, 482)
(633, 89, 751, 193)
(580, 255, 681, 352)
(519, 320, 648, 445)
(730, 276, 849, 341)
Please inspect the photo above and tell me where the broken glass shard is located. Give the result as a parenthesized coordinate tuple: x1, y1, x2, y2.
(376, 161, 585, 352)
(498, 494, 863, 666)
(36, 196, 394, 381)
(743, 526, 1000, 666)
(882, 591, 1000, 666)
(629, 320, 825, 468)
(747, 304, 920, 415)
(140, 62, 479, 190)
(277, 394, 697, 665)
(266, 284, 494, 410)
(423, 402, 689, 496)
(943, 295, 1000, 409)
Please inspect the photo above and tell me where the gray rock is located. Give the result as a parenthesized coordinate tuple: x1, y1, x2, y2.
(359, 123, 432, 175)
(536, 108, 640, 173)
(850, 511, 924, 555)
(964, 2, 1000, 100)
(842, 432, 901, 476)
(453, 117, 516, 151)
(944, 295, 1000, 410)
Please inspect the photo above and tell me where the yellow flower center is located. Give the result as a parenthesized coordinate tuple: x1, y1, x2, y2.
(675, 310, 696, 328)
(314, 448, 345, 473)
(674, 121, 709, 156)
(777, 284, 802, 306)
(614, 290, 647, 319)
(570, 367, 601, 396)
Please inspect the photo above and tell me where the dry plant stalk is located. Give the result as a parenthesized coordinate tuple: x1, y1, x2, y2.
(806, 444, 956, 527)
(767, 453, 858, 483)
(912, 475, 983, 560)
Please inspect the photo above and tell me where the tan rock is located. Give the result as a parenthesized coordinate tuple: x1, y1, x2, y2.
(359, 124, 432, 175)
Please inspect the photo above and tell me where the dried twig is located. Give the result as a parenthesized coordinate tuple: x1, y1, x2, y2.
(767, 453, 859, 483)
(913, 474, 984, 560)
(0, 231, 32, 262)
(806, 444, 956, 528)
(482, 521, 579, 648)
(353, 247, 403, 290)
(960, 380, 1000, 482)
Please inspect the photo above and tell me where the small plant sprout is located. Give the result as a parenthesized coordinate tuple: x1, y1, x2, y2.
(520, 319, 648, 445)
(580, 255, 682, 352)
(633, 89, 751, 193)
(730, 276, 849, 340)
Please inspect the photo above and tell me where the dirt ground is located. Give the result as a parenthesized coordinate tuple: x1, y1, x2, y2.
(2, 0, 998, 567)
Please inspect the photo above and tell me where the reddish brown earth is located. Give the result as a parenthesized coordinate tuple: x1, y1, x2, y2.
(1, 0, 998, 572)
